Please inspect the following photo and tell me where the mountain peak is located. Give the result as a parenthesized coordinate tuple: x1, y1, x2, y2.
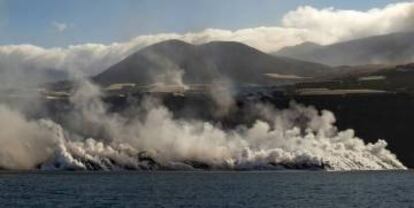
(149, 39, 191, 48)
(142, 39, 194, 53)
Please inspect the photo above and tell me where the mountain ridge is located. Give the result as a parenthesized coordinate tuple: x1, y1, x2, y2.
(93, 40, 332, 86)
(273, 32, 414, 66)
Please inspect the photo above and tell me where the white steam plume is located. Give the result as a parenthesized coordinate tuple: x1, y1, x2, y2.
(207, 78, 236, 117)
(0, 80, 405, 171)
(145, 52, 190, 91)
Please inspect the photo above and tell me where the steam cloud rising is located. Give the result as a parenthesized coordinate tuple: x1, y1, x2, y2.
(0, 79, 406, 171)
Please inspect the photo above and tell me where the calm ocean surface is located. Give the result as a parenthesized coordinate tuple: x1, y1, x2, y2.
(0, 170, 413, 208)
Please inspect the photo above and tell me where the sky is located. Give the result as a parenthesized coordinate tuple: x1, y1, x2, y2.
(0, 0, 408, 47)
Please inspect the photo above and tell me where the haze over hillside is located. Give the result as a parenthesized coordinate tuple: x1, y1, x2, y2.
(274, 32, 414, 66)
(0, 67, 69, 89)
(93, 40, 332, 86)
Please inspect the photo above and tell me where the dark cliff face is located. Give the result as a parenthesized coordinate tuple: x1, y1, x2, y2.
(93, 40, 332, 86)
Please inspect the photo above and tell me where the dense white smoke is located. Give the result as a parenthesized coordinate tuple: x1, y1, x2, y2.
(0, 2, 413, 79)
(0, 105, 59, 170)
(0, 80, 406, 171)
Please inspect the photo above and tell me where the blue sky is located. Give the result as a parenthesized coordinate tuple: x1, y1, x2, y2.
(0, 0, 406, 47)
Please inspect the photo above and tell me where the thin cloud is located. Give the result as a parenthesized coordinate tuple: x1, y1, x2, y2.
(51, 21, 69, 32)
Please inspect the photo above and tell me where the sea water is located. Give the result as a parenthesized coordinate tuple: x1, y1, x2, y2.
(0, 170, 413, 208)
